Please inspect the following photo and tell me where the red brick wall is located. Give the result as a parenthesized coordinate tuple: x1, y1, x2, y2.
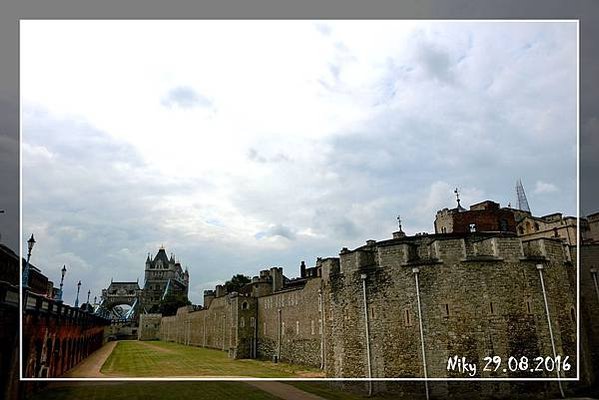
(452, 209, 517, 233)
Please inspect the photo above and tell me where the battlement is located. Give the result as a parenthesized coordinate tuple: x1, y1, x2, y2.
(152, 196, 583, 383)
(200, 260, 328, 309)
(521, 237, 571, 263)
(337, 231, 566, 274)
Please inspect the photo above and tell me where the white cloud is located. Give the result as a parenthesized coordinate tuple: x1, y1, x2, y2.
(534, 180, 559, 194)
(20, 21, 577, 304)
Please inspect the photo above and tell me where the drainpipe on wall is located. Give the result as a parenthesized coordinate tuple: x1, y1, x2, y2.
(187, 319, 191, 345)
(591, 268, 599, 304)
(413, 267, 430, 400)
(318, 288, 325, 370)
(254, 307, 258, 359)
(203, 313, 207, 347)
(222, 315, 226, 351)
(277, 308, 282, 362)
(536, 264, 565, 398)
(360, 273, 373, 396)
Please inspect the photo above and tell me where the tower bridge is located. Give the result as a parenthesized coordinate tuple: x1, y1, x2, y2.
(98, 280, 142, 322)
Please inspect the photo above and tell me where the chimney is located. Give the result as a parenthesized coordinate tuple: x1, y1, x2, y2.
(300, 261, 306, 278)
(270, 267, 283, 292)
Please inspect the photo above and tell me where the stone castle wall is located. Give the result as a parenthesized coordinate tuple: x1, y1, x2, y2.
(324, 235, 577, 379)
(147, 232, 587, 383)
(138, 314, 162, 341)
(257, 277, 323, 367)
(580, 244, 599, 386)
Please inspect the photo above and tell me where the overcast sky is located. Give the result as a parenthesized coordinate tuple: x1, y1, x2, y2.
(20, 20, 577, 305)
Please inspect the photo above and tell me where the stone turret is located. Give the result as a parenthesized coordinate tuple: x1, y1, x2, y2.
(203, 289, 215, 308)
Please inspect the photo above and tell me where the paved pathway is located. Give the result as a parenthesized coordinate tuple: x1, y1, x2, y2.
(62, 340, 117, 378)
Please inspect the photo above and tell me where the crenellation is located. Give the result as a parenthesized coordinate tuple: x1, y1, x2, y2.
(429, 237, 466, 261)
(143, 198, 588, 387)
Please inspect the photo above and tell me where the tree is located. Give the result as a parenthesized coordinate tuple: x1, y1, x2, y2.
(156, 293, 191, 316)
(224, 274, 251, 293)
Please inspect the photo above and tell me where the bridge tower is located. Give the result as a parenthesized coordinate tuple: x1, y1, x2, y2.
(142, 246, 189, 313)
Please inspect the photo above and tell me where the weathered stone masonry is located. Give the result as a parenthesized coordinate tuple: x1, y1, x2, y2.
(155, 233, 578, 380)
(324, 234, 577, 380)
(151, 200, 588, 385)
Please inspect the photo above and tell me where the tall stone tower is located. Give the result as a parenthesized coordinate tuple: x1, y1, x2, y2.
(142, 246, 189, 312)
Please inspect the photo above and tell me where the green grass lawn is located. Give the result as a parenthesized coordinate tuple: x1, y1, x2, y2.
(100, 340, 323, 378)
(30, 382, 280, 400)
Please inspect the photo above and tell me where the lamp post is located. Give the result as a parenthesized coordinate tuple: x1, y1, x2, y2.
(57, 265, 66, 302)
(86, 290, 91, 311)
(75, 280, 81, 307)
(22, 234, 36, 288)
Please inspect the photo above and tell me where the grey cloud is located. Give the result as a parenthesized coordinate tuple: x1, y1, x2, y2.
(21, 107, 321, 304)
(161, 86, 212, 109)
(248, 148, 266, 163)
(416, 41, 455, 84)
(247, 147, 291, 164)
(255, 224, 296, 240)
(314, 212, 360, 239)
(235, 24, 576, 249)
(21, 109, 214, 303)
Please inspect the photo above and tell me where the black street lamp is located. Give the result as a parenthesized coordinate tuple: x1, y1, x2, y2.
(22, 234, 36, 288)
(56, 265, 66, 302)
(75, 280, 81, 307)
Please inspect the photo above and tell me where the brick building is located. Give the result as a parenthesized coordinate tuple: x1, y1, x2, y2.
(434, 200, 517, 234)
